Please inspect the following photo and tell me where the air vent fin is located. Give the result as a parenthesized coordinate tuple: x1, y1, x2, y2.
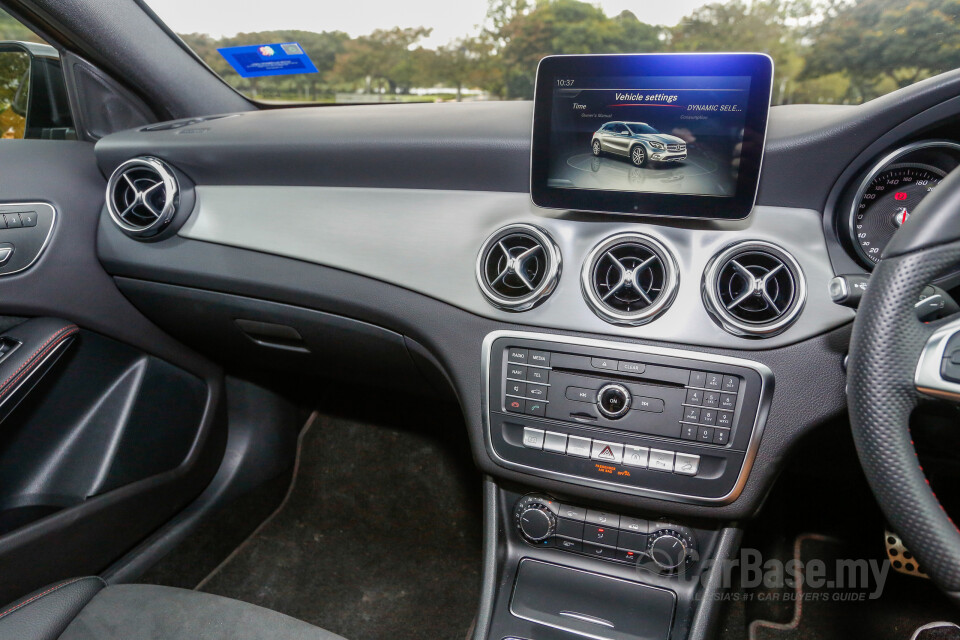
(106, 157, 179, 238)
(703, 241, 806, 337)
(582, 233, 678, 325)
(476, 224, 561, 311)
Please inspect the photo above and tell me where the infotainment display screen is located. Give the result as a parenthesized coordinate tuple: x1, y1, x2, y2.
(530, 54, 773, 220)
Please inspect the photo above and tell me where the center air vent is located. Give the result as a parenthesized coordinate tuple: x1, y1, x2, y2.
(476, 224, 561, 311)
(703, 241, 806, 337)
(581, 233, 679, 326)
(106, 157, 180, 238)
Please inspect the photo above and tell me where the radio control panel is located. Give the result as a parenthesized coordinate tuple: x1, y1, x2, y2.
(483, 332, 772, 504)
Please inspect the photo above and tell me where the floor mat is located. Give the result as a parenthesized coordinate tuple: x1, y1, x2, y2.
(196, 407, 483, 640)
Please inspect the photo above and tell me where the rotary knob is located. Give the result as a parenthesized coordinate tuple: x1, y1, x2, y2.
(597, 383, 631, 419)
(517, 504, 557, 542)
(647, 529, 691, 571)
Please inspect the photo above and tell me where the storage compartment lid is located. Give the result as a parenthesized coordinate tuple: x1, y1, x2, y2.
(510, 559, 675, 640)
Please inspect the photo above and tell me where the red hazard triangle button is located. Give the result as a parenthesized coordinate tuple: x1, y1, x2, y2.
(590, 440, 623, 464)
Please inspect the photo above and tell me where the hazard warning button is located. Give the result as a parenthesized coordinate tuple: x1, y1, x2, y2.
(590, 440, 624, 464)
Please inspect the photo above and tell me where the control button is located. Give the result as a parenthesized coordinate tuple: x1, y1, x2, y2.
(508, 348, 528, 364)
(525, 384, 548, 400)
(522, 428, 545, 449)
(689, 371, 706, 387)
(591, 357, 618, 370)
(617, 530, 648, 552)
(681, 424, 698, 441)
(543, 431, 567, 453)
(648, 531, 688, 571)
(585, 510, 620, 527)
(556, 537, 582, 552)
(616, 548, 642, 564)
(583, 543, 615, 559)
(720, 394, 736, 411)
(623, 445, 648, 468)
(705, 373, 723, 390)
(597, 384, 631, 419)
(517, 504, 556, 542)
(507, 364, 526, 380)
(558, 504, 587, 521)
(2, 213, 21, 229)
(527, 368, 549, 384)
(619, 517, 648, 534)
(557, 518, 584, 540)
(566, 436, 592, 458)
(524, 399, 546, 417)
(506, 381, 526, 397)
(18, 211, 37, 227)
(591, 440, 624, 464)
(698, 426, 714, 443)
(699, 409, 717, 426)
(0, 245, 13, 266)
(584, 524, 618, 547)
(703, 391, 720, 408)
(674, 453, 700, 476)
(648, 449, 675, 472)
(716, 411, 734, 428)
(529, 350, 551, 367)
(683, 406, 701, 423)
(566, 386, 597, 403)
(713, 428, 731, 445)
(685, 389, 703, 405)
(633, 397, 664, 413)
(506, 398, 524, 413)
(722, 375, 740, 392)
(618, 361, 645, 374)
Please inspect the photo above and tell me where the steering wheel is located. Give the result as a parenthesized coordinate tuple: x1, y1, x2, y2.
(849, 167, 960, 603)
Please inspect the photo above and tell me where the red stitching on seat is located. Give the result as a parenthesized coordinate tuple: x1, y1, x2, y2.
(0, 577, 89, 620)
(0, 325, 78, 400)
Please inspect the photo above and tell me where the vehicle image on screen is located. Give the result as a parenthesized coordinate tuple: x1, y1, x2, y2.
(591, 121, 687, 167)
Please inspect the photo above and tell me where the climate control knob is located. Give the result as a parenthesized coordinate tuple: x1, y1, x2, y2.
(518, 505, 556, 542)
(597, 383, 631, 419)
(647, 529, 693, 571)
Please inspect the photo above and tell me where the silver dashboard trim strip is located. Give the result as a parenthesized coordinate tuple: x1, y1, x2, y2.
(481, 330, 774, 506)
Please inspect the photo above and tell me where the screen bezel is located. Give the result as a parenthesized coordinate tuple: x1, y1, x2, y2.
(530, 53, 774, 220)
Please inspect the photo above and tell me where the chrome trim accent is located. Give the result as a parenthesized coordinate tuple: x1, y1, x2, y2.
(558, 612, 615, 628)
(481, 330, 775, 505)
(0, 202, 56, 277)
(915, 315, 960, 401)
(581, 232, 679, 326)
(475, 223, 562, 312)
(847, 140, 960, 269)
(106, 156, 180, 237)
(702, 240, 806, 337)
(595, 383, 631, 419)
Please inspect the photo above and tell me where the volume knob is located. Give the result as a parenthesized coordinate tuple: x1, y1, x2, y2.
(518, 505, 556, 542)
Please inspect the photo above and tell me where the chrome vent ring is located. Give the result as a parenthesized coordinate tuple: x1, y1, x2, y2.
(476, 224, 561, 311)
(703, 240, 806, 337)
(106, 157, 180, 237)
(582, 233, 679, 326)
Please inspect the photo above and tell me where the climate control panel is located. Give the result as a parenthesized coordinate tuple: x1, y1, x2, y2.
(484, 331, 772, 504)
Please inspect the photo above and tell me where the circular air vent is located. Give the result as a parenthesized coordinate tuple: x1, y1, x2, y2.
(106, 157, 180, 238)
(702, 241, 806, 337)
(581, 233, 679, 325)
(475, 224, 561, 311)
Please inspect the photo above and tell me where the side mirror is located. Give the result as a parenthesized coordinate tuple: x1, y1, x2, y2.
(0, 41, 74, 140)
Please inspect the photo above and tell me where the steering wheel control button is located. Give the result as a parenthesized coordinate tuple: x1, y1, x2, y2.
(591, 440, 624, 464)
(617, 361, 645, 374)
(566, 436, 592, 458)
(648, 449, 675, 472)
(674, 453, 700, 476)
(522, 428, 545, 450)
(591, 357, 618, 370)
(597, 384, 631, 419)
(566, 386, 598, 403)
(542, 431, 567, 454)
(623, 445, 649, 468)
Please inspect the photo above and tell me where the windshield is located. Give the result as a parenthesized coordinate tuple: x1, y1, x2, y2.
(144, 0, 960, 106)
(626, 123, 658, 135)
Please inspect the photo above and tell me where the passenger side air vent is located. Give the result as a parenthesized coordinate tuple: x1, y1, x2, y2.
(106, 157, 180, 238)
(581, 233, 679, 325)
(476, 224, 561, 311)
(703, 241, 806, 337)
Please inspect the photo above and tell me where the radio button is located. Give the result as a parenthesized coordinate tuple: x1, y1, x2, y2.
(508, 348, 528, 364)
(591, 440, 624, 464)
(542, 431, 567, 453)
(591, 357, 618, 370)
(597, 384, 631, 419)
(566, 386, 597, 403)
(566, 436, 592, 458)
(633, 397, 664, 413)
(522, 428, 545, 450)
(623, 445, 649, 468)
(529, 350, 551, 366)
(618, 361, 645, 374)
(648, 449, 675, 472)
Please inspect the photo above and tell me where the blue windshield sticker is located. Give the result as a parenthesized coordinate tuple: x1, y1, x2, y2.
(218, 42, 318, 78)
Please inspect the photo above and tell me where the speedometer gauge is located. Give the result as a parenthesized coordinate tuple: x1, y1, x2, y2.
(852, 165, 943, 265)
(847, 140, 960, 269)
